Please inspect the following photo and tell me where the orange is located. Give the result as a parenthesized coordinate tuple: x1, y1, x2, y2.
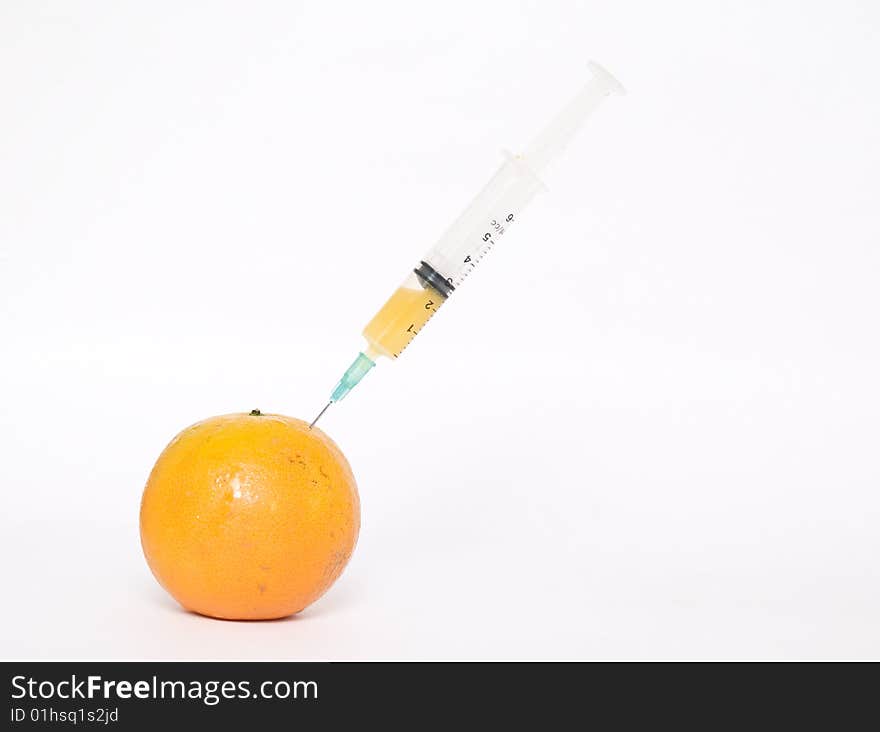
(139, 411, 360, 620)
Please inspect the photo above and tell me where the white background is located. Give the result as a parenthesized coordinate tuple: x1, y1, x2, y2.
(1, 1, 878, 660)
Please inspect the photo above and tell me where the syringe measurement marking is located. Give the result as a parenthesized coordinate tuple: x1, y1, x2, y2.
(405, 298, 436, 333)
(396, 298, 440, 357)
(451, 213, 515, 288)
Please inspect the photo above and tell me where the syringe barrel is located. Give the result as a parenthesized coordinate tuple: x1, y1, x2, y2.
(423, 152, 546, 291)
(361, 62, 624, 361)
(361, 154, 543, 360)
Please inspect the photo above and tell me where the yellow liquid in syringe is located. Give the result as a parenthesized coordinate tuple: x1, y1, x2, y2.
(363, 283, 445, 358)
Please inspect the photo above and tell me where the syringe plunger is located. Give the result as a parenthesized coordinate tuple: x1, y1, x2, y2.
(523, 61, 625, 176)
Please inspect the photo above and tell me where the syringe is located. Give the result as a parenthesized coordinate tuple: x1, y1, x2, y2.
(310, 62, 624, 428)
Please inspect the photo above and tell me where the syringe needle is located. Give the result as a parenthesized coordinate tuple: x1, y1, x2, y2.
(309, 401, 332, 429)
